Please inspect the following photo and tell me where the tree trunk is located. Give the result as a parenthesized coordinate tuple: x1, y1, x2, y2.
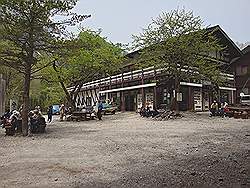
(174, 77, 180, 114)
(59, 80, 76, 110)
(53, 63, 76, 110)
(22, 64, 31, 136)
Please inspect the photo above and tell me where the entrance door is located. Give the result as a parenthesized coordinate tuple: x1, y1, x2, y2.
(125, 95, 135, 111)
(203, 91, 209, 111)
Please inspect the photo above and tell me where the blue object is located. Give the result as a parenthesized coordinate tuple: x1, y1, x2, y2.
(52, 105, 60, 115)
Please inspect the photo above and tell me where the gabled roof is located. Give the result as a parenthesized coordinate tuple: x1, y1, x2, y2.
(208, 25, 242, 58)
(126, 25, 242, 61)
(242, 45, 250, 54)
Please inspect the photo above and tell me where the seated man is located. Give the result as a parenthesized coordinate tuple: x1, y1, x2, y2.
(210, 100, 218, 116)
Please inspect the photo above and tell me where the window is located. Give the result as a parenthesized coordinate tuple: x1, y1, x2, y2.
(236, 65, 248, 75)
(86, 97, 92, 106)
(163, 89, 171, 104)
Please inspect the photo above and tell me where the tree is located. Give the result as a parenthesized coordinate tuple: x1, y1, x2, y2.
(0, 0, 90, 136)
(0, 64, 23, 110)
(132, 9, 223, 113)
(41, 30, 125, 109)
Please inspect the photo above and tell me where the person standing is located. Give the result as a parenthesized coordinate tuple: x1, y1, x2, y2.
(47, 105, 53, 123)
(59, 104, 65, 121)
(96, 100, 103, 120)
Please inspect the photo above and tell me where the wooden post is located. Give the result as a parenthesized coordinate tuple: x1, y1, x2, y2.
(188, 85, 192, 111)
(109, 76, 112, 100)
(141, 69, 145, 108)
(89, 87, 95, 105)
(121, 72, 125, 111)
(94, 87, 99, 104)
(153, 67, 157, 109)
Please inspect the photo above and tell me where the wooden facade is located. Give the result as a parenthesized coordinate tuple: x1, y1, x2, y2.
(72, 66, 236, 112)
(230, 45, 250, 102)
(72, 26, 242, 112)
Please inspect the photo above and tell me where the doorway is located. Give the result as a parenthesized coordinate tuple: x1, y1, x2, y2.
(125, 95, 135, 111)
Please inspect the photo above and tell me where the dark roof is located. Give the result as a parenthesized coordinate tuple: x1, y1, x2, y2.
(209, 25, 242, 58)
(242, 45, 250, 54)
(126, 25, 242, 61)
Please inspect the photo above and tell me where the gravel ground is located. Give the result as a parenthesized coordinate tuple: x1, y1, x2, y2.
(0, 112, 249, 188)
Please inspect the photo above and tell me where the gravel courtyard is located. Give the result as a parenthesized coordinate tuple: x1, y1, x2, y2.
(0, 112, 249, 188)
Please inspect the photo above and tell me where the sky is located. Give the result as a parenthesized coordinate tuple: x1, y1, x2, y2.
(72, 0, 250, 45)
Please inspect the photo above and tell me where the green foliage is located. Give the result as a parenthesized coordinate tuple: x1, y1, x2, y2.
(132, 9, 224, 84)
(61, 30, 124, 83)
(29, 80, 65, 111)
(0, 0, 90, 135)
(42, 29, 125, 107)
(0, 65, 23, 106)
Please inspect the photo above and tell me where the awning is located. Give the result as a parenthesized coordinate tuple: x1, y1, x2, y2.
(99, 83, 156, 94)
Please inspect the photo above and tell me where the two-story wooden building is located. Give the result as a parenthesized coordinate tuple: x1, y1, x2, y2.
(72, 26, 242, 112)
(231, 45, 250, 102)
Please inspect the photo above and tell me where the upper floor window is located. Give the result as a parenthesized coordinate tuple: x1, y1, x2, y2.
(236, 65, 248, 76)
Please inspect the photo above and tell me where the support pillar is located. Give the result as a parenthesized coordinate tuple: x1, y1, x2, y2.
(153, 86, 157, 109)
(153, 67, 157, 109)
(231, 90, 234, 105)
(121, 91, 125, 112)
(188, 86, 193, 111)
(141, 69, 145, 107)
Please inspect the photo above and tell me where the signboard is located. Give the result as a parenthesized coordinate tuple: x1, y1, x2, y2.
(146, 93, 154, 109)
(177, 93, 183, 102)
(137, 94, 142, 110)
(193, 90, 202, 111)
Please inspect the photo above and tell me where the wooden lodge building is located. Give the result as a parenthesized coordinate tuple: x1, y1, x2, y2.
(230, 45, 250, 102)
(72, 26, 242, 112)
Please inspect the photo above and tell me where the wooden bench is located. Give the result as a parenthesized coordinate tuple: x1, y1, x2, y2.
(68, 111, 92, 121)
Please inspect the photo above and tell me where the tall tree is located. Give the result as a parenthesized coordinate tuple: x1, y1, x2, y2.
(0, 65, 23, 108)
(132, 9, 223, 113)
(0, 0, 90, 136)
(41, 30, 125, 109)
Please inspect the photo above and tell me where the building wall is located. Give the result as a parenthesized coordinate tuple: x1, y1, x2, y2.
(75, 75, 236, 112)
(76, 88, 100, 108)
(233, 51, 250, 101)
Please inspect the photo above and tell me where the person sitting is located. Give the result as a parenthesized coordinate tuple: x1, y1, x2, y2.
(210, 100, 218, 116)
(29, 110, 39, 133)
(151, 108, 160, 117)
(139, 107, 146, 117)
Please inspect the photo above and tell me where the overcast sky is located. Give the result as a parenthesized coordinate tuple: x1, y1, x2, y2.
(72, 0, 250, 45)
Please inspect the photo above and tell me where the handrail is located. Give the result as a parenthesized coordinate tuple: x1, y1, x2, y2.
(67, 66, 235, 91)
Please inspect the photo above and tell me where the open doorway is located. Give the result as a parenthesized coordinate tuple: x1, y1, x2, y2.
(125, 95, 135, 111)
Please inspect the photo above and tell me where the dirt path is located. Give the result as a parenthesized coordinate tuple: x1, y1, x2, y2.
(0, 112, 249, 188)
